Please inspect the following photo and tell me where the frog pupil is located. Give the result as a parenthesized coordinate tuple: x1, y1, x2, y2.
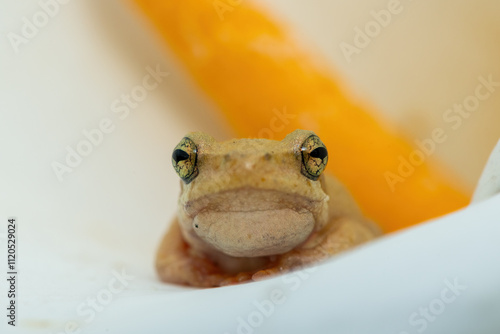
(310, 147, 327, 160)
(173, 149, 190, 163)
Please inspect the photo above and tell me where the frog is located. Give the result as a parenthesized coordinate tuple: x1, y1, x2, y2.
(156, 129, 381, 287)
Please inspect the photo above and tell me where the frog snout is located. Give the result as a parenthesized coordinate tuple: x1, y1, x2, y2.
(192, 209, 314, 257)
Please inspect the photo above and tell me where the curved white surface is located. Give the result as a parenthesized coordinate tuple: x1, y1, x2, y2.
(87, 194, 500, 334)
(1, 1, 500, 334)
(9, 193, 500, 334)
(473, 140, 500, 203)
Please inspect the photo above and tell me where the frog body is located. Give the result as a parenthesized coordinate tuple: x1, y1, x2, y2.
(156, 130, 381, 287)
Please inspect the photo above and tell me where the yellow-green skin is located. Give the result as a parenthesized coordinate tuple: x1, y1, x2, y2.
(157, 130, 381, 287)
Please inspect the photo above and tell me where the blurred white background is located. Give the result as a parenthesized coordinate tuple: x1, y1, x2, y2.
(1, 0, 500, 333)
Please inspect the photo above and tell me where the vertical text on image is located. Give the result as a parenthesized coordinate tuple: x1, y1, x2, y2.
(6, 217, 18, 326)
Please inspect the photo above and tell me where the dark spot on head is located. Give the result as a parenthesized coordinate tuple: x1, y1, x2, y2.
(264, 153, 271, 160)
(194, 224, 199, 228)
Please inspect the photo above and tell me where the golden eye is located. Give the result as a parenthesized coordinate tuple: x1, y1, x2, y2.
(301, 135, 328, 180)
(172, 137, 198, 184)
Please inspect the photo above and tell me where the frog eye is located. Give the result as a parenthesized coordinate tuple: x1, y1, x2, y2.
(172, 137, 198, 184)
(300, 135, 328, 180)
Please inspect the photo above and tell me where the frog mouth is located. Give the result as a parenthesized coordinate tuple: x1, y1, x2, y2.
(192, 208, 315, 257)
(183, 188, 324, 257)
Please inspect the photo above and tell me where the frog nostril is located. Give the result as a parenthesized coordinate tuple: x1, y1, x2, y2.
(244, 161, 254, 170)
(194, 223, 199, 229)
